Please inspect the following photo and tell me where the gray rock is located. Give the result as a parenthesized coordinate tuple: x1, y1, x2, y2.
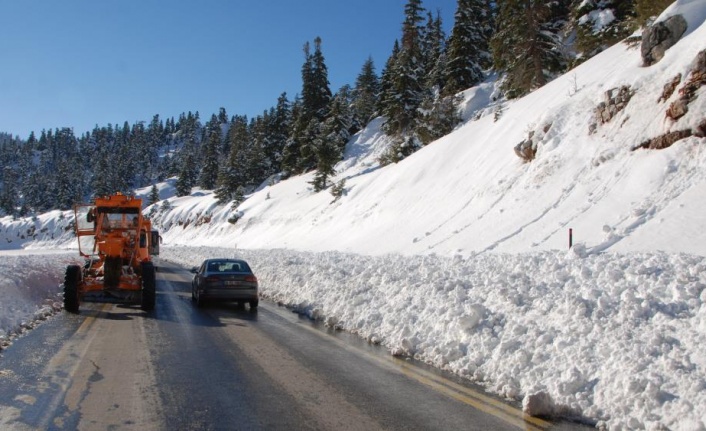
(641, 15, 688, 66)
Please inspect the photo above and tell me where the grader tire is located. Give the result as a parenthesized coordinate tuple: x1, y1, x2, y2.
(141, 262, 156, 311)
(64, 265, 81, 313)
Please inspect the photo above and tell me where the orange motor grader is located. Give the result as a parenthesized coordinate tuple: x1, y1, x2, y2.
(64, 192, 160, 313)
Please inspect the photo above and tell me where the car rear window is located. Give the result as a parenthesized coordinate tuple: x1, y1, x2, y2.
(208, 261, 250, 273)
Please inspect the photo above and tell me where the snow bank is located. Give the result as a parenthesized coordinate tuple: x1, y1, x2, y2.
(162, 246, 706, 431)
(0, 251, 80, 348)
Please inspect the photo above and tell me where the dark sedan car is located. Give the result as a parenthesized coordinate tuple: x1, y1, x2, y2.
(191, 258, 259, 309)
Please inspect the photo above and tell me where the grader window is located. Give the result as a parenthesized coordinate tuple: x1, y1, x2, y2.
(98, 209, 139, 230)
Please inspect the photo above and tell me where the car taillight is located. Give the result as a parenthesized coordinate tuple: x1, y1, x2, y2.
(244, 275, 257, 283)
(205, 276, 220, 283)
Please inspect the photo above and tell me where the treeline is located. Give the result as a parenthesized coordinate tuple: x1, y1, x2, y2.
(0, 0, 672, 217)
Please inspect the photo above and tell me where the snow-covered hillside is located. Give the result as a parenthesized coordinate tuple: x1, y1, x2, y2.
(1, 2, 705, 430)
(136, 2, 706, 258)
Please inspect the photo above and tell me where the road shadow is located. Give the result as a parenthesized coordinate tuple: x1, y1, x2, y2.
(191, 301, 260, 328)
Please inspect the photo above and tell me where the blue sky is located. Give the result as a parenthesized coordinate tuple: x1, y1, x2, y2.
(0, 0, 457, 139)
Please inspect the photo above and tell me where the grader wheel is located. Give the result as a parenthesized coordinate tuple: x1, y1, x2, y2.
(141, 262, 156, 311)
(64, 265, 81, 313)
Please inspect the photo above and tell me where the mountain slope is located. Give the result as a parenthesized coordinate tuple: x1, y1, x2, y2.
(144, 2, 706, 259)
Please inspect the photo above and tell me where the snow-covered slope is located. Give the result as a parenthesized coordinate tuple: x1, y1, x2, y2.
(139, 3, 706, 259)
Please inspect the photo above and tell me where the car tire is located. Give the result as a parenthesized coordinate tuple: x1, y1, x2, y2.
(249, 299, 259, 310)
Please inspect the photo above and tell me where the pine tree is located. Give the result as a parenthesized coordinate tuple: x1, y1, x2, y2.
(382, 0, 427, 136)
(0, 166, 18, 215)
(296, 118, 321, 173)
(55, 160, 78, 210)
(175, 154, 195, 197)
(49, 128, 83, 209)
(352, 57, 380, 130)
(284, 38, 333, 175)
(302, 37, 332, 123)
(112, 122, 134, 193)
(14, 141, 34, 214)
(218, 107, 228, 124)
(443, 0, 492, 96)
(421, 10, 447, 92)
(573, 0, 636, 61)
(92, 153, 114, 198)
(416, 93, 462, 145)
(149, 184, 160, 205)
(310, 135, 339, 192)
(378, 135, 422, 166)
(130, 120, 152, 187)
(328, 85, 354, 144)
(145, 114, 165, 183)
(281, 98, 303, 177)
(215, 115, 248, 203)
(491, 0, 570, 98)
(310, 86, 353, 191)
(175, 136, 198, 197)
(22, 171, 47, 213)
(264, 93, 292, 174)
(415, 9, 462, 145)
(378, 40, 401, 118)
(240, 117, 268, 187)
(199, 115, 221, 190)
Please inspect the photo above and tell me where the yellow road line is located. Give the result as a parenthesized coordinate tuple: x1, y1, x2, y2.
(36, 302, 112, 429)
(290, 316, 550, 430)
(392, 358, 549, 431)
(75, 303, 112, 335)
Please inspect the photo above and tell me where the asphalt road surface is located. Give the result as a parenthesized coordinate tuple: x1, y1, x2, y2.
(0, 260, 594, 430)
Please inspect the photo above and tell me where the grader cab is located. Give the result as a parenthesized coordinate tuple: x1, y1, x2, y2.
(64, 193, 160, 313)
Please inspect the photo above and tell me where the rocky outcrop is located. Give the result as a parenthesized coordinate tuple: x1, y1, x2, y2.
(636, 49, 706, 150)
(695, 119, 706, 138)
(659, 74, 682, 103)
(634, 129, 693, 151)
(666, 50, 706, 121)
(514, 131, 537, 163)
(642, 15, 688, 66)
(514, 123, 554, 163)
(589, 86, 634, 134)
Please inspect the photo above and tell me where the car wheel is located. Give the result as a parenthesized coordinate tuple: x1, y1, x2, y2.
(249, 299, 259, 310)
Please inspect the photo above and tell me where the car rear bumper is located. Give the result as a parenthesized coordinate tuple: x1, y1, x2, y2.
(199, 288, 258, 301)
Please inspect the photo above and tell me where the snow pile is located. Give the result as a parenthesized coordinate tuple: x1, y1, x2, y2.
(161, 246, 706, 430)
(0, 251, 80, 347)
(1, 246, 703, 429)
